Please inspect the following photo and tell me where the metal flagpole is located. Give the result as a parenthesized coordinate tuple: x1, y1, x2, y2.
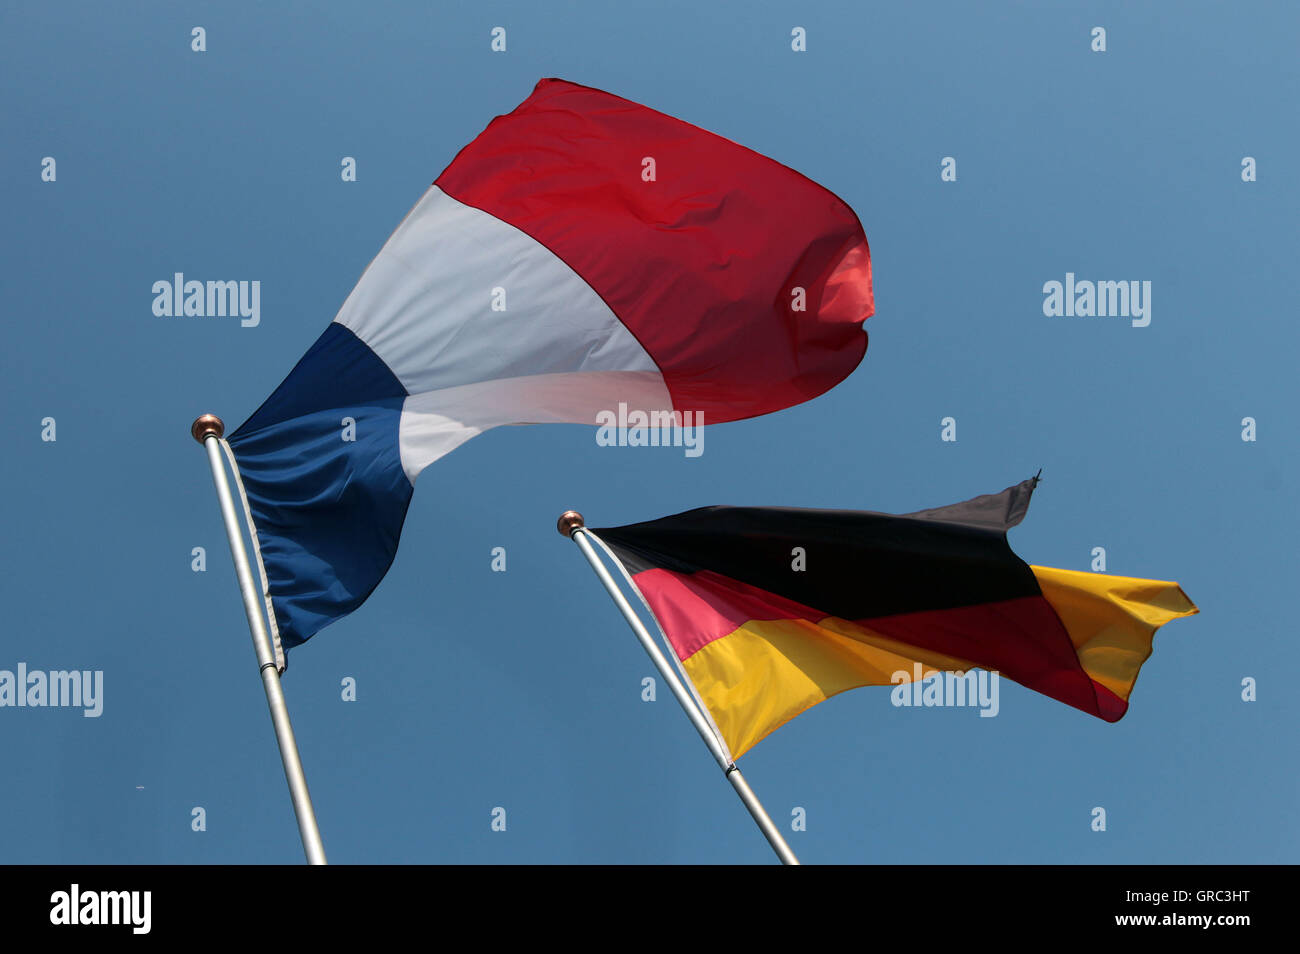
(557, 510, 800, 865)
(192, 414, 327, 865)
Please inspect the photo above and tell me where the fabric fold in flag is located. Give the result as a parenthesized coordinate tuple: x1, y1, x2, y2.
(225, 77, 873, 653)
(592, 479, 1197, 759)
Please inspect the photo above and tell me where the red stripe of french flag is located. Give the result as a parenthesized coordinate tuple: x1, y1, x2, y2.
(435, 78, 873, 422)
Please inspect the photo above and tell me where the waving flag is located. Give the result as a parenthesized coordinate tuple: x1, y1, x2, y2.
(591, 479, 1198, 759)
(226, 78, 873, 658)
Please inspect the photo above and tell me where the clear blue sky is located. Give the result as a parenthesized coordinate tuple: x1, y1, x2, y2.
(1, 0, 1295, 864)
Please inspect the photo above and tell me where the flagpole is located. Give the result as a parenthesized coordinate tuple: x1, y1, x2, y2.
(557, 511, 800, 865)
(192, 414, 327, 865)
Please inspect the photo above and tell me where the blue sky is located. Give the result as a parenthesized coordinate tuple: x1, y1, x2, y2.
(1, 0, 1295, 864)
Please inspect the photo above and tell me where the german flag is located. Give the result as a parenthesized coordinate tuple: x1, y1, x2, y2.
(593, 478, 1197, 759)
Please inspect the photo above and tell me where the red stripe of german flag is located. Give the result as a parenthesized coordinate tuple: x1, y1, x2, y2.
(594, 479, 1197, 759)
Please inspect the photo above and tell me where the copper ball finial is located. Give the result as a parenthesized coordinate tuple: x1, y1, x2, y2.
(557, 510, 586, 537)
(191, 414, 225, 444)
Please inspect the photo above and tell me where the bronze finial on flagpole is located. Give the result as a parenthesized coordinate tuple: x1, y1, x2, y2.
(190, 413, 224, 443)
(557, 510, 585, 537)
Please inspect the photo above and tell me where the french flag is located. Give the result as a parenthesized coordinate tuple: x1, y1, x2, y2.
(226, 78, 873, 658)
